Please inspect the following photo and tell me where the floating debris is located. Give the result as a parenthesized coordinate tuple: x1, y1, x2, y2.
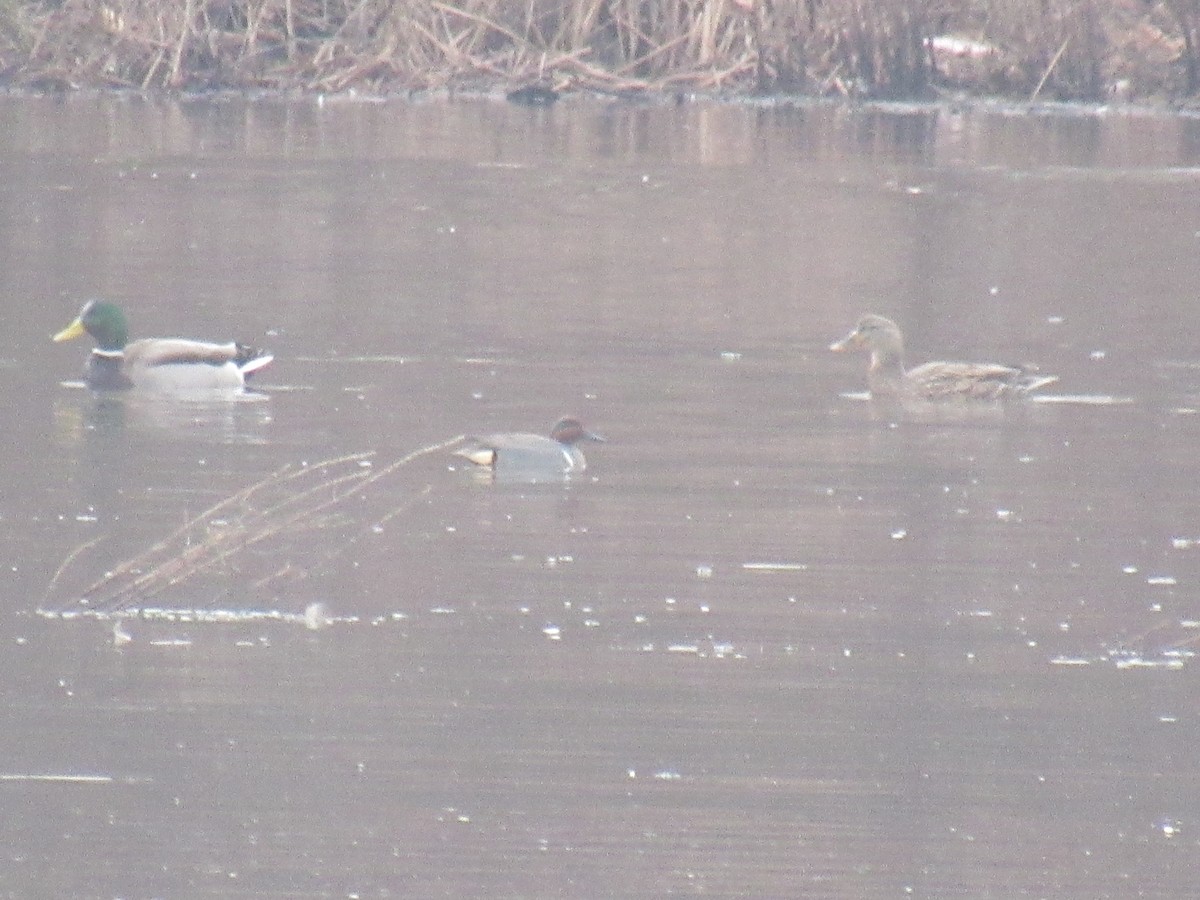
(742, 562, 809, 572)
(1158, 819, 1182, 838)
(39, 605, 361, 627)
(112, 621, 132, 646)
(1030, 394, 1134, 405)
(1113, 657, 1185, 670)
(0, 774, 114, 784)
(1161, 649, 1196, 659)
(303, 602, 333, 630)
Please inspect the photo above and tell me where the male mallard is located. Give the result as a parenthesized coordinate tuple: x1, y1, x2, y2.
(830, 313, 1057, 402)
(453, 417, 605, 474)
(53, 299, 273, 392)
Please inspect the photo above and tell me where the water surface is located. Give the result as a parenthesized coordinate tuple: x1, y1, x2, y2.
(3, 95, 1200, 896)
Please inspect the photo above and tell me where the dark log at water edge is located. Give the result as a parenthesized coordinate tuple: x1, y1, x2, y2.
(0, 0, 1197, 104)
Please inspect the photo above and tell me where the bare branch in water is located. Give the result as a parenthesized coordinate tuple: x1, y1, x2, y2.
(43, 437, 464, 614)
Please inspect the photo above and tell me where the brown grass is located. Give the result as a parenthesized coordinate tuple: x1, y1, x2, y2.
(0, 0, 1194, 100)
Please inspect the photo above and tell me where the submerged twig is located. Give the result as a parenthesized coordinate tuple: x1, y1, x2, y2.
(40, 535, 104, 610)
(263, 483, 436, 591)
(76, 453, 375, 604)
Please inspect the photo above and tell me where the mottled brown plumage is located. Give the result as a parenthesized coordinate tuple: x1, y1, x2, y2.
(830, 314, 1056, 402)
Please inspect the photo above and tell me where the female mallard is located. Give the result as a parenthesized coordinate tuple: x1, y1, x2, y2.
(453, 417, 605, 475)
(830, 313, 1057, 402)
(53, 299, 273, 392)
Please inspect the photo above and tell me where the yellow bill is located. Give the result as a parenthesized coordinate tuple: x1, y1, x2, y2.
(53, 317, 86, 342)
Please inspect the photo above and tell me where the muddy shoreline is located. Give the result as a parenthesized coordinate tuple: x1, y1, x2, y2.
(6, 82, 1200, 125)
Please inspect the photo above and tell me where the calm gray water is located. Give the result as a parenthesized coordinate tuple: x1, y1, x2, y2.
(3, 94, 1200, 897)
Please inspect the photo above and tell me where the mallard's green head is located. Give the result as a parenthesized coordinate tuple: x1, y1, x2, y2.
(53, 300, 129, 352)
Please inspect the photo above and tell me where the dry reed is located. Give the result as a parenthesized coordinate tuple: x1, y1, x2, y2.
(0, 0, 1193, 101)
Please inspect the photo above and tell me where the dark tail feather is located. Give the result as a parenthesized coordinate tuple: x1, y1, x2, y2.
(234, 343, 273, 379)
(1013, 364, 1057, 395)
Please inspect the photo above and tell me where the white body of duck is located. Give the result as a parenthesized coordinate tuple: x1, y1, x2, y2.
(53, 299, 272, 392)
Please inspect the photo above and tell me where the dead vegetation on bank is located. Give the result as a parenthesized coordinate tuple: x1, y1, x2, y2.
(0, 0, 1196, 101)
